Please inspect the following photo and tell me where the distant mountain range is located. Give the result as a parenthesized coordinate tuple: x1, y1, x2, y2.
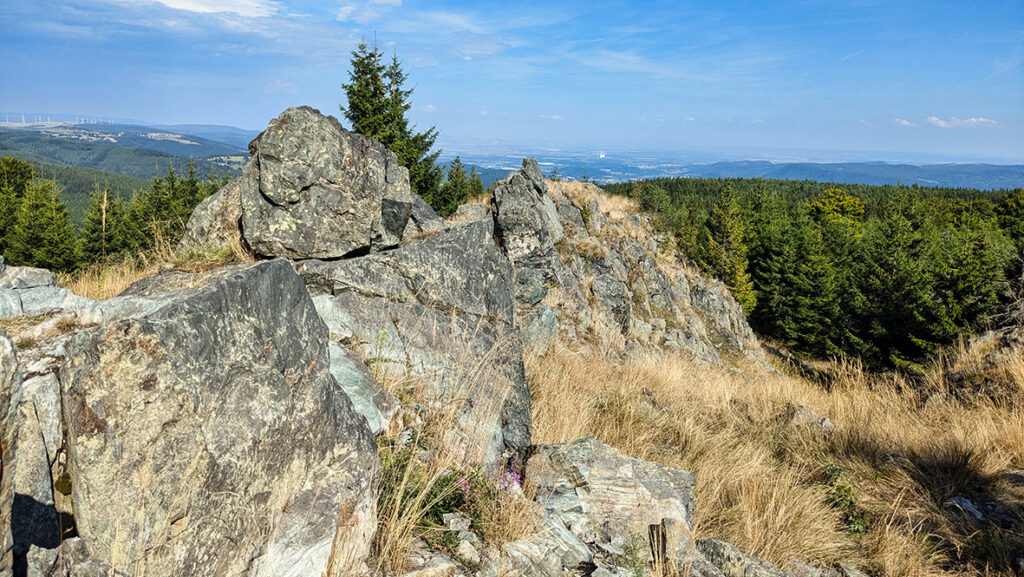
(1, 118, 1021, 195)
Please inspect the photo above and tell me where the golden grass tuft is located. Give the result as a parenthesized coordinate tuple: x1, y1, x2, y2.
(527, 344, 1024, 576)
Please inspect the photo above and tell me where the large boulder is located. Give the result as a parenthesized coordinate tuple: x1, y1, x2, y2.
(181, 106, 414, 259)
(0, 265, 92, 320)
(525, 438, 696, 554)
(58, 259, 379, 576)
(295, 220, 531, 470)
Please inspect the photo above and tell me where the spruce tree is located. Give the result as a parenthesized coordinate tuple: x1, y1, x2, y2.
(430, 157, 472, 218)
(341, 42, 443, 205)
(697, 185, 756, 314)
(82, 187, 130, 262)
(6, 179, 81, 272)
(0, 157, 35, 257)
(468, 166, 485, 199)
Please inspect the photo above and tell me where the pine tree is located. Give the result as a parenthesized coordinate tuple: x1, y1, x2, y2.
(82, 187, 130, 262)
(341, 42, 443, 204)
(126, 161, 218, 251)
(0, 156, 35, 257)
(6, 179, 81, 272)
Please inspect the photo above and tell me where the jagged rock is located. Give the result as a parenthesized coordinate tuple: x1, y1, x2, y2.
(696, 539, 790, 577)
(485, 172, 766, 367)
(493, 158, 571, 305)
(181, 106, 415, 259)
(328, 342, 398, 435)
(59, 259, 379, 576)
(499, 517, 593, 576)
(295, 220, 530, 470)
(526, 437, 696, 554)
(405, 194, 446, 237)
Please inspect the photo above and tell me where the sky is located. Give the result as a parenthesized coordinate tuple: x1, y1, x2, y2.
(1, 0, 1022, 162)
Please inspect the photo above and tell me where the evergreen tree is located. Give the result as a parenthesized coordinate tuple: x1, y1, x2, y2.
(857, 191, 951, 370)
(468, 166, 485, 199)
(126, 161, 219, 251)
(696, 185, 756, 314)
(6, 179, 81, 272)
(429, 157, 472, 218)
(779, 208, 841, 356)
(341, 42, 443, 204)
(747, 189, 792, 338)
(82, 187, 130, 262)
(0, 157, 35, 257)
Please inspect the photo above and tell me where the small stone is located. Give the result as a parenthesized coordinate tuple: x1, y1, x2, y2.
(443, 512, 472, 532)
(456, 539, 480, 564)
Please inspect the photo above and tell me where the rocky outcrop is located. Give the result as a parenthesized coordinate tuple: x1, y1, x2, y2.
(295, 220, 530, 470)
(0, 264, 92, 320)
(1, 261, 380, 576)
(180, 106, 414, 259)
(490, 159, 766, 366)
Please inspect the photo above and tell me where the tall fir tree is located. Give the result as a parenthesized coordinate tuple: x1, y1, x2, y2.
(6, 179, 81, 272)
(0, 156, 35, 257)
(341, 42, 443, 204)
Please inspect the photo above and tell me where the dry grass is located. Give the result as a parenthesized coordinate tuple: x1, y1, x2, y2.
(62, 239, 252, 301)
(527, 344, 1024, 576)
(371, 332, 539, 574)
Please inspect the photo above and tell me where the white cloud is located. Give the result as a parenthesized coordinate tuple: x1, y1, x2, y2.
(893, 118, 917, 127)
(119, 0, 282, 17)
(261, 79, 297, 93)
(423, 104, 437, 112)
(858, 119, 871, 126)
(336, 1, 400, 24)
(479, 110, 488, 116)
(926, 116, 996, 128)
(540, 114, 563, 121)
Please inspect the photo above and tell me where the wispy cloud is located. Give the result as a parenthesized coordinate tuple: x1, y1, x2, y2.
(337, 0, 401, 25)
(423, 104, 437, 112)
(926, 116, 996, 128)
(858, 119, 872, 126)
(114, 0, 282, 17)
(540, 114, 563, 121)
(893, 118, 917, 127)
(261, 79, 297, 93)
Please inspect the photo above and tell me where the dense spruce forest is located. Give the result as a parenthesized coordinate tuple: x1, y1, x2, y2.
(604, 177, 1024, 370)
(0, 156, 225, 272)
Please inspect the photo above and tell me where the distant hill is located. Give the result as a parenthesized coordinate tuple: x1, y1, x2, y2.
(0, 129, 242, 180)
(684, 161, 1024, 190)
(151, 124, 261, 150)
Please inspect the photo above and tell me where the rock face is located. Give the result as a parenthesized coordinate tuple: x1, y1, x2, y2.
(52, 260, 378, 576)
(180, 106, 414, 259)
(296, 220, 530, 470)
(490, 159, 766, 366)
(0, 265, 92, 320)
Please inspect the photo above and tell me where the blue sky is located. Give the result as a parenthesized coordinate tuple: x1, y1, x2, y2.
(1, 0, 1022, 161)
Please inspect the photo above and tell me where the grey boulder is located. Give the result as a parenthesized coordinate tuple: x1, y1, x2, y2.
(181, 106, 415, 260)
(59, 259, 379, 576)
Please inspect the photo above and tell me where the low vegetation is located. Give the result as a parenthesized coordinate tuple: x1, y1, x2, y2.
(527, 343, 1024, 576)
